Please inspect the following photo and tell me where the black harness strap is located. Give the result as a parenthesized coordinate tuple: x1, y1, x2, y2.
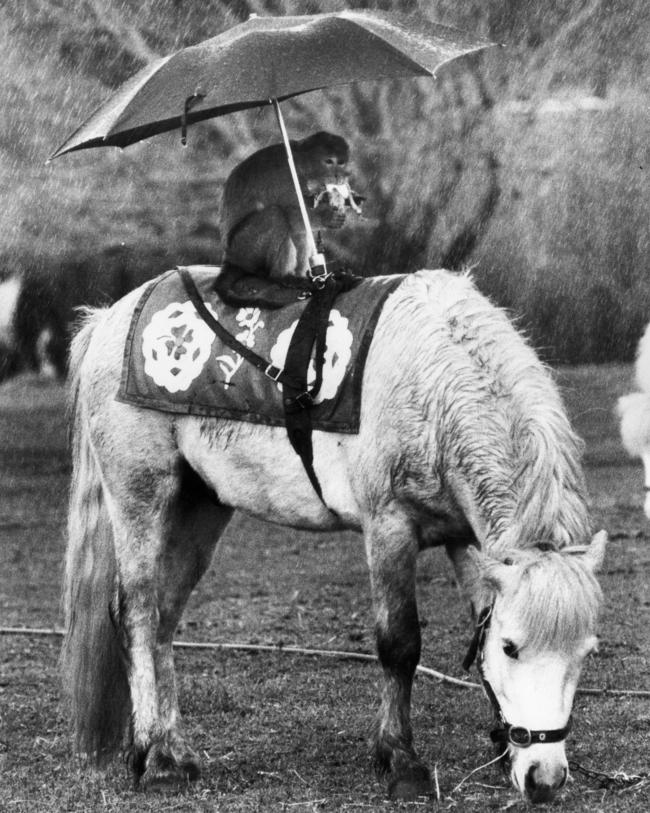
(280, 277, 343, 502)
(490, 718, 572, 748)
(178, 266, 304, 391)
(462, 605, 491, 672)
(177, 266, 360, 507)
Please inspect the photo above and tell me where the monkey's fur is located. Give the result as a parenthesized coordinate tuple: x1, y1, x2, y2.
(220, 132, 351, 279)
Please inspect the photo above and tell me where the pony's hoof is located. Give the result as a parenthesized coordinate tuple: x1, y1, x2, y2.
(178, 751, 202, 782)
(140, 740, 202, 789)
(141, 767, 182, 791)
(388, 766, 432, 801)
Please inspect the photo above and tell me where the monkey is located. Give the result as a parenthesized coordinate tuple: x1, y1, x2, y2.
(220, 131, 362, 282)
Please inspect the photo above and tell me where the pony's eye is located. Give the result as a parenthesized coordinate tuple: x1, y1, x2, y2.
(502, 640, 519, 659)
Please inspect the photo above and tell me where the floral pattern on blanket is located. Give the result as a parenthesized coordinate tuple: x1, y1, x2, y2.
(142, 301, 218, 393)
(119, 267, 405, 432)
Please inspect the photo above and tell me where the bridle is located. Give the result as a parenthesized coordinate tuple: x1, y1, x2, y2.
(463, 604, 573, 749)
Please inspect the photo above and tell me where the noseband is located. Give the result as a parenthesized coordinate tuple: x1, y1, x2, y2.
(463, 605, 572, 748)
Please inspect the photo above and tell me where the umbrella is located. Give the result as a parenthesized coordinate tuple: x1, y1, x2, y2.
(51, 10, 495, 273)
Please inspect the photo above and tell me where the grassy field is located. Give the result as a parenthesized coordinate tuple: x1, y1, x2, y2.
(1, 363, 649, 812)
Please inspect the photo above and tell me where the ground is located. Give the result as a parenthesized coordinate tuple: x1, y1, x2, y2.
(0, 364, 648, 812)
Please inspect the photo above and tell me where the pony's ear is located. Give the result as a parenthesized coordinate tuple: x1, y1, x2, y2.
(581, 530, 608, 573)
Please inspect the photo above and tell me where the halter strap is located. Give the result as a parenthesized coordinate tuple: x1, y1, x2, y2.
(490, 718, 573, 747)
(463, 603, 573, 749)
(462, 605, 491, 672)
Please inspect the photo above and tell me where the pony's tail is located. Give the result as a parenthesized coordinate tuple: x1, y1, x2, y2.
(61, 309, 130, 764)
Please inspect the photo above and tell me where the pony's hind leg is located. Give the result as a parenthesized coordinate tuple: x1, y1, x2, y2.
(365, 512, 432, 801)
(106, 469, 176, 784)
(146, 462, 233, 788)
(97, 438, 208, 787)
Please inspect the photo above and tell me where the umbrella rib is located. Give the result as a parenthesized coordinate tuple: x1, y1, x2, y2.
(339, 14, 490, 79)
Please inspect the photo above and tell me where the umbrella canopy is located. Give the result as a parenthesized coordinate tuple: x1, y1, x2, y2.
(50, 10, 494, 159)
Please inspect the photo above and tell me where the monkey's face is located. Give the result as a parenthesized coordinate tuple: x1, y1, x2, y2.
(319, 148, 349, 184)
(297, 132, 351, 192)
(301, 149, 350, 193)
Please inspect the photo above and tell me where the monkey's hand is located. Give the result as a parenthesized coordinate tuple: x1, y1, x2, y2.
(312, 194, 347, 229)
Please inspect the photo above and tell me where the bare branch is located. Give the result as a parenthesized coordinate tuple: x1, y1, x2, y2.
(85, 0, 160, 65)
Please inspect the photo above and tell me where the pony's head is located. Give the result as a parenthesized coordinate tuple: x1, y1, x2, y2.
(463, 531, 607, 804)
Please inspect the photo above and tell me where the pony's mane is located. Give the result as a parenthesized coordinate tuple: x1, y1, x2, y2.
(403, 270, 591, 551)
(508, 550, 602, 651)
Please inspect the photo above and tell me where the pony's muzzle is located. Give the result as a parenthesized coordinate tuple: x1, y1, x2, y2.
(522, 761, 568, 804)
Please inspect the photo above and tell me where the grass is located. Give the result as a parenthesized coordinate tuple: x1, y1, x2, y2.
(0, 365, 649, 811)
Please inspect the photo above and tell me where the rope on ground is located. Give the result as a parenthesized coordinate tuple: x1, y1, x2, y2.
(2, 625, 650, 698)
(569, 760, 649, 792)
(0, 626, 476, 690)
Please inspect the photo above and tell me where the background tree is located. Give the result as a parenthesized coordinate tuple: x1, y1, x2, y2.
(1, 0, 648, 369)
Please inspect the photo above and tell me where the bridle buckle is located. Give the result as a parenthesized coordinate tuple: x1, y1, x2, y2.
(508, 725, 532, 748)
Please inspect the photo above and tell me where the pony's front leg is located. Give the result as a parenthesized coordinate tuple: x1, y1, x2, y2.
(365, 512, 432, 801)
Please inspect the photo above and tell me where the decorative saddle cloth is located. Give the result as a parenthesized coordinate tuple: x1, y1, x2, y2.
(117, 266, 404, 433)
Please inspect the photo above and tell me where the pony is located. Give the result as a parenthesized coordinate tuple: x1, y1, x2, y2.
(617, 321, 650, 518)
(63, 268, 606, 804)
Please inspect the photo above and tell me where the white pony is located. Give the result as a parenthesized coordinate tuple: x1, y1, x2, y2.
(617, 322, 650, 518)
(63, 268, 606, 804)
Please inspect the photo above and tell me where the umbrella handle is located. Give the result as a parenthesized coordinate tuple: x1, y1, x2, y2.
(181, 88, 206, 146)
(271, 98, 327, 277)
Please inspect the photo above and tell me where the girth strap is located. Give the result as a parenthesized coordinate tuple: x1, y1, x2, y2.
(177, 266, 360, 507)
(276, 271, 360, 502)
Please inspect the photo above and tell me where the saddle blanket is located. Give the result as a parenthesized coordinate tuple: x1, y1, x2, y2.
(117, 267, 404, 433)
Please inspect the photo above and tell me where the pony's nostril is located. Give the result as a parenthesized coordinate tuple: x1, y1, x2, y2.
(525, 763, 539, 793)
(525, 764, 556, 804)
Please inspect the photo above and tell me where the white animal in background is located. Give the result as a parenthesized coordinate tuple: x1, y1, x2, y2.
(616, 322, 650, 518)
(0, 275, 23, 381)
(0, 276, 21, 346)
